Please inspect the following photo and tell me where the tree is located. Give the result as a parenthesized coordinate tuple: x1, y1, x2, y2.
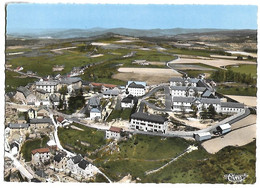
(59, 85, 68, 95)
(57, 96, 64, 110)
(208, 104, 217, 119)
(200, 106, 208, 119)
(191, 104, 198, 118)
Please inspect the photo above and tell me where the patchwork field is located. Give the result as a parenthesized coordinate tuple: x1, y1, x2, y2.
(112, 67, 182, 85)
(172, 57, 256, 68)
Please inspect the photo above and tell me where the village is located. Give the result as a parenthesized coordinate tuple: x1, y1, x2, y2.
(4, 60, 254, 182)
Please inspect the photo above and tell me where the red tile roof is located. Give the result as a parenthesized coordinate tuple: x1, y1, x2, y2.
(31, 148, 50, 155)
(109, 126, 122, 133)
(57, 116, 64, 123)
(91, 82, 117, 88)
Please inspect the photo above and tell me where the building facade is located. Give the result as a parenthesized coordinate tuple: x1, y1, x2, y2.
(127, 82, 146, 96)
(106, 126, 122, 140)
(36, 81, 58, 93)
(31, 148, 51, 165)
(130, 112, 168, 134)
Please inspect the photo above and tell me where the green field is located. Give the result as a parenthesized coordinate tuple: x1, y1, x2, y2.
(217, 86, 257, 96)
(227, 64, 257, 77)
(92, 134, 191, 181)
(5, 70, 38, 92)
(142, 141, 256, 183)
(20, 135, 49, 162)
(58, 123, 107, 155)
(106, 108, 132, 122)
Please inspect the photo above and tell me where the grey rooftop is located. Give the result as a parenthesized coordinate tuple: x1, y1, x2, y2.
(9, 123, 29, 129)
(221, 102, 244, 108)
(131, 112, 167, 124)
(30, 118, 53, 124)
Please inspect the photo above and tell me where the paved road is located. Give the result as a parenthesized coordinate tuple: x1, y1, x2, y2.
(5, 152, 34, 180)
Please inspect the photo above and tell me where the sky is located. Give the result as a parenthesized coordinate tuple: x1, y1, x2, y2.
(6, 4, 258, 33)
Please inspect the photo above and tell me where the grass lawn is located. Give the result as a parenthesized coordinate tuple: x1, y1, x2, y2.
(5, 70, 38, 92)
(227, 64, 257, 78)
(143, 140, 256, 184)
(106, 108, 132, 122)
(58, 123, 107, 155)
(167, 48, 211, 57)
(20, 135, 49, 162)
(217, 86, 257, 96)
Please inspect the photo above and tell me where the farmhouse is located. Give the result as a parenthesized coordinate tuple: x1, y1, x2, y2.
(31, 148, 51, 165)
(130, 112, 168, 134)
(194, 132, 211, 141)
(106, 126, 122, 140)
(36, 80, 58, 93)
(127, 81, 146, 96)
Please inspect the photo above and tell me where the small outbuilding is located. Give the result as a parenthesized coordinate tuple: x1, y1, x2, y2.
(194, 132, 211, 141)
(217, 123, 231, 134)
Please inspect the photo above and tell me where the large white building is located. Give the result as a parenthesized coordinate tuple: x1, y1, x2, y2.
(172, 96, 244, 113)
(169, 77, 209, 88)
(220, 102, 245, 113)
(170, 86, 210, 97)
(127, 81, 146, 96)
(130, 112, 168, 134)
(36, 80, 58, 93)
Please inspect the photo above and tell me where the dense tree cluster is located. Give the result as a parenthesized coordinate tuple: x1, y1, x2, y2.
(211, 69, 256, 85)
